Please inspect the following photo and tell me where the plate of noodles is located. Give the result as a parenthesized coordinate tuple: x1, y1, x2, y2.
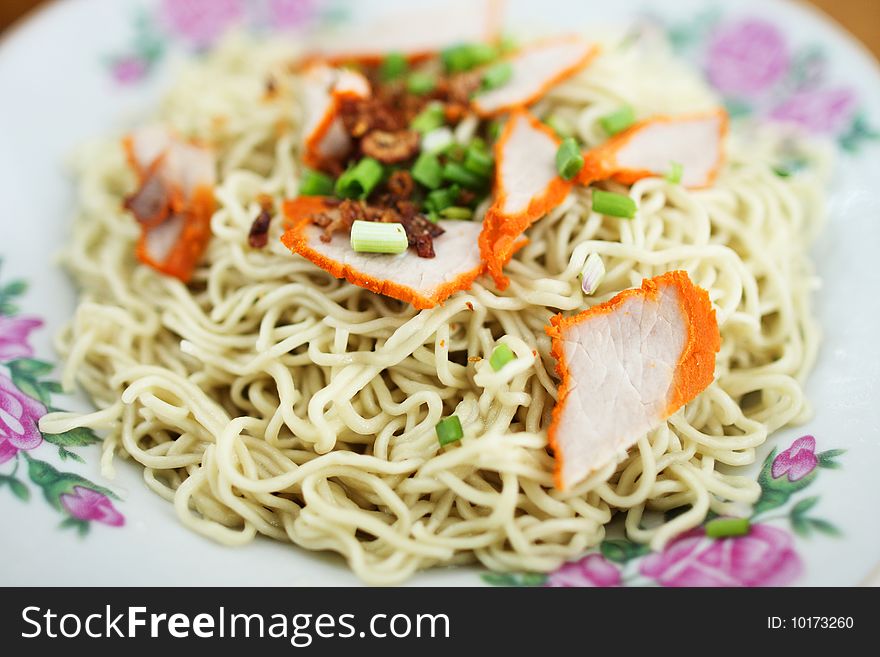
(1, 0, 879, 587)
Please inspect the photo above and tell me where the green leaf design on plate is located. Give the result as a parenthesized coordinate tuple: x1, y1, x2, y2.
(807, 518, 841, 537)
(60, 517, 90, 537)
(790, 496, 819, 518)
(42, 425, 102, 448)
(9, 478, 30, 501)
(22, 453, 118, 511)
(723, 98, 752, 119)
(7, 358, 54, 377)
(0, 475, 31, 502)
(9, 372, 48, 405)
(480, 572, 546, 587)
(481, 572, 519, 586)
(791, 515, 811, 538)
(753, 487, 790, 516)
(817, 448, 845, 469)
(318, 2, 352, 26)
(754, 449, 795, 514)
(5, 359, 65, 406)
(519, 572, 548, 587)
(838, 113, 880, 153)
(0, 271, 28, 314)
(757, 448, 778, 483)
(600, 539, 651, 564)
(132, 8, 165, 63)
(665, 7, 721, 52)
(7, 362, 52, 405)
(2, 279, 27, 296)
(788, 46, 824, 90)
(57, 447, 86, 464)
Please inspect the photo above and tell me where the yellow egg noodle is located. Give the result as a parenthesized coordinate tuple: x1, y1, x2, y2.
(40, 34, 828, 584)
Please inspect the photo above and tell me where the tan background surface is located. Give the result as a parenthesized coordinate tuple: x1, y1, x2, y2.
(1, 0, 879, 61)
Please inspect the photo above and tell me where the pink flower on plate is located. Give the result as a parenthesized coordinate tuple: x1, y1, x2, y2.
(772, 435, 818, 482)
(111, 56, 149, 85)
(0, 315, 42, 362)
(0, 373, 45, 464)
(267, 0, 315, 29)
(60, 486, 125, 527)
(706, 19, 789, 97)
(770, 88, 857, 134)
(545, 553, 622, 587)
(639, 524, 802, 587)
(161, 0, 245, 48)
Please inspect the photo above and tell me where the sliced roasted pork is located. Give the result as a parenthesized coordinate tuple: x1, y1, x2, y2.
(281, 197, 484, 309)
(287, 222, 483, 308)
(545, 271, 720, 490)
(479, 110, 571, 290)
(577, 109, 728, 189)
(471, 36, 599, 116)
(122, 125, 216, 281)
(300, 65, 371, 169)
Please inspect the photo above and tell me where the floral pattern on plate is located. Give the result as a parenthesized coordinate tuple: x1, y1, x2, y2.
(649, 8, 879, 152)
(105, 0, 341, 85)
(482, 436, 844, 587)
(0, 260, 124, 534)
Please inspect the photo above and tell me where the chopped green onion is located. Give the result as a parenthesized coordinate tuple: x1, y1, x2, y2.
(410, 102, 446, 134)
(443, 161, 487, 189)
(406, 71, 437, 95)
(665, 161, 683, 184)
(421, 126, 455, 154)
(425, 186, 461, 213)
(335, 158, 384, 199)
(463, 144, 494, 178)
(443, 142, 466, 162)
(412, 152, 444, 190)
(467, 43, 498, 66)
(487, 119, 505, 141)
(555, 137, 584, 181)
(499, 34, 518, 54)
(773, 158, 806, 178)
(350, 220, 408, 254)
(469, 136, 488, 151)
(592, 189, 637, 219)
(599, 106, 636, 136)
(580, 253, 605, 295)
(380, 52, 408, 81)
(442, 43, 497, 73)
(489, 343, 515, 371)
(435, 415, 464, 445)
(299, 169, 334, 196)
(439, 206, 473, 220)
(442, 46, 472, 73)
(705, 517, 751, 538)
(481, 62, 512, 91)
(545, 114, 573, 139)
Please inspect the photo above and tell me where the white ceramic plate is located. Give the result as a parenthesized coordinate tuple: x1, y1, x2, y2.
(1, 0, 879, 587)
